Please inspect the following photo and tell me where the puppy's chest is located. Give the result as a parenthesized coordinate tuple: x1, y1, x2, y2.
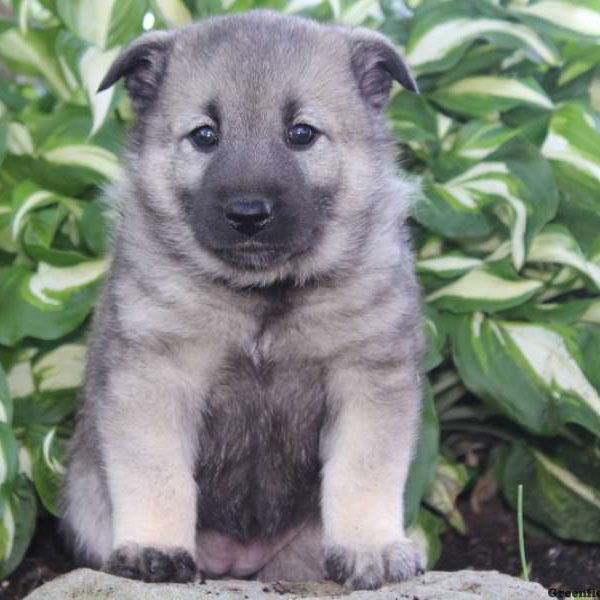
(195, 332, 327, 541)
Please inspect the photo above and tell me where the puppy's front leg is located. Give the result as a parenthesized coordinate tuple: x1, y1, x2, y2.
(100, 362, 199, 583)
(321, 362, 424, 590)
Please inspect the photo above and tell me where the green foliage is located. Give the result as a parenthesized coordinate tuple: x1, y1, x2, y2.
(0, 0, 599, 577)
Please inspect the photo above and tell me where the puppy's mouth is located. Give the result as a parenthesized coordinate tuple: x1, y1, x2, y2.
(237, 240, 281, 252)
(215, 242, 291, 270)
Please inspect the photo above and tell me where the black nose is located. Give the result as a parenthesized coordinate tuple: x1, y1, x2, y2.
(225, 200, 273, 236)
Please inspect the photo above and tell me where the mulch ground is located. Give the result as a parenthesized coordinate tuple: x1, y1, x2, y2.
(1, 495, 599, 598)
(436, 494, 600, 590)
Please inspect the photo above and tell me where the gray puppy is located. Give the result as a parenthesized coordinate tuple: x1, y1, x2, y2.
(60, 9, 425, 591)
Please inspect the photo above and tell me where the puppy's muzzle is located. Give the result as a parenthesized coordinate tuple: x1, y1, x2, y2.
(225, 199, 273, 237)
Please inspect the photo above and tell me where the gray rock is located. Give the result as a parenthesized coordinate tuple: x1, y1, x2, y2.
(24, 569, 547, 600)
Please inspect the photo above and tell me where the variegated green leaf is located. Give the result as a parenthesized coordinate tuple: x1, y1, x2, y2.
(387, 91, 438, 145)
(12, 390, 75, 431)
(405, 383, 439, 527)
(0, 423, 19, 495)
(0, 365, 12, 426)
(31, 427, 66, 515)
(449, 121, 520, 162)
(414, 172, 494, 241)
(444, 162, 530, 269)
(417, 254, 483, 279)
(338, 0, 383, 26)
(428, 265, 542, 312)
(416, 141, 557, 271)
(501, 441, 600, 543)
(26, 259, 107, 309)
(9, 181, 92, 265)
(79, 46, 121, 136)
(423, 455, 469, 534)
(0, 123, 7, 164)
(53, 30, 88, 94)
(6, 351, 36, 401)
(423, 307, 447, 371)
(0, 28, 70, 100)
(433, 76, 553, 118)
(0, 262, 106, 345)
(502, 322, 600, 433)
(452, 313, 600, 437)
(6, 106, 124, 194)
(506, 298, 598, 324)
(11, 182, 81, 242)
(558, 43, 600, 86)
(510, 0, 600, 41)
(32, 344, 86, 392)
(0, 476, 37, 579)
(6, 122, 34, 156)
(56, 0, 147, 49)
(11, 187, 56, 243)
(41, 144, 121, 181)
(528, 225, 600, 289)
(405, 3, 559, 74)
(542, 103, 600, 207)
(582, 300, 600, 323)
(150, 0, 193, 26)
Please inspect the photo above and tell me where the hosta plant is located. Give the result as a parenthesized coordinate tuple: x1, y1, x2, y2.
(0, 0, 599, 579)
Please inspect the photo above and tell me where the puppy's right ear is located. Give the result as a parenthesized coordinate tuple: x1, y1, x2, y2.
(97, 30, 174, 112)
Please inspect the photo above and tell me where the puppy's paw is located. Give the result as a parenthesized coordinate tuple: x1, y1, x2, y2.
(383, 538, 425, 582)
(324, 538, 424, 590)
(105, 544, 199, 583)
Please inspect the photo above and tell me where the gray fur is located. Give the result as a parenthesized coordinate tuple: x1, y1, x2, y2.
(61, 9, 425, 591)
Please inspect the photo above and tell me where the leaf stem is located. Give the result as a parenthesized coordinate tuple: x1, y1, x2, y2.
(517, 484, 529, 582)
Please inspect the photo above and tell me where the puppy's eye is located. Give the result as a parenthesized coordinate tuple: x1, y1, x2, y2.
(189, 125, 219, 149)
(287, 123, 317, 146)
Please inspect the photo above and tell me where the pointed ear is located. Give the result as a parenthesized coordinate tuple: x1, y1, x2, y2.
(347, 29, 418, 111)
(97, 30, 175, 113)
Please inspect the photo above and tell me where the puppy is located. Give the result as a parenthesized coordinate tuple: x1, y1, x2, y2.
(60, 9, 425, 591)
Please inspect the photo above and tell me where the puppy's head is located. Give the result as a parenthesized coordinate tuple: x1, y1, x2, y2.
(100, 10, 417, 286)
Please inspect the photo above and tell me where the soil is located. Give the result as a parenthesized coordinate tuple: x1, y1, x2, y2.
(436, 494, 600, 591)
(1, 497, 599, 599)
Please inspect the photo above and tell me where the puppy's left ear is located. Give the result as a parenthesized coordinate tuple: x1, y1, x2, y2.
(348, 29, 418, 110)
